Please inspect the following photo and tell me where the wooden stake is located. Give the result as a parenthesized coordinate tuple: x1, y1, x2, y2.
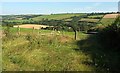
(32, 27, 34, 34)
(18, 26, 20, 35)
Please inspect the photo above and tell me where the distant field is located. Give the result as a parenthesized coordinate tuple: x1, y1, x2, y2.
(65, 18, 100, 23)
(80, 18, 99, 22)
(88, 15, 104, 18)
(100, 18, 115, 25)
(4, 20, 30, 23)
(13, 24, 52, 29)
(103, 14, 119, 18)
(99, 14, 120, 25)
(32, 13, 86, 21)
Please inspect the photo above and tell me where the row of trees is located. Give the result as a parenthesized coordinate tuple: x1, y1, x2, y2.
(87, 12, 119, 16)
(2, 20, 39, 26)
(2, 15, 41, 20)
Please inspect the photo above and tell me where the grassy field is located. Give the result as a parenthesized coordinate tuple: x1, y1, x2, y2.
(2, 21, 119, 72)
(103, 14, 119, 18)
(32, 13, 86, 21)
(13, 24, 51, 29)
(100, 18, 115, 25)
(88, 15, 104, 18)
(3, 27, 98, 71)
(80, 18, 99, 23)
(100, 14, 119, 26)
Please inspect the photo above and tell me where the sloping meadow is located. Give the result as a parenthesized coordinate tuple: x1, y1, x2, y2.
(2, 29, 95, 71)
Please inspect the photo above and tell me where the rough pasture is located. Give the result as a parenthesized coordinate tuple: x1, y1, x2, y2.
(2, 27, 96, 71)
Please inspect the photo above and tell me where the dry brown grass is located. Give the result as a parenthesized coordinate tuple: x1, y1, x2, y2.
(58, 36, 73, 44)
(103, 14, 119, 18)
(13, 24, 52, 29)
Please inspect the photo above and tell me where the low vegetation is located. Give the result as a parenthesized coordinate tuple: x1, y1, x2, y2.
(77, 16, 120, 72)
(2, 27, 96, 71)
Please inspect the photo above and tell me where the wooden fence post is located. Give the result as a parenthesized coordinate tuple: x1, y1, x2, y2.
(18, 26, 20, 35)
(32, 27, 34, 34)
(53, 27, 54, 31)
(38, 26, 41, 35)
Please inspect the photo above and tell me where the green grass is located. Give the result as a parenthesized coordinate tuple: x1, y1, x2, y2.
(32, 13, 86, 21)
(2, 26, 87, 40)
(4, 19, 30, 23)
(3, 27, 51, 34)
(100, 18, 115, 26)
(80, 18, 99, 22)
(2, 27, 97, 71)
(3, 26, 118, 72)
(88, 15, 104, 18)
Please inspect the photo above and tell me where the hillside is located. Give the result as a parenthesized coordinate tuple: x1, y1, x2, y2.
(103, 14, 119, 18)
(100, 14, 119, 25)
(3, 27, 95, 71)
(32, 13, 86, 21)
(100, 18, 115, 25)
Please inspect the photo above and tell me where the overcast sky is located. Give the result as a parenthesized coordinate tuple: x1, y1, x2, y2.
(1, 2, 119, 15)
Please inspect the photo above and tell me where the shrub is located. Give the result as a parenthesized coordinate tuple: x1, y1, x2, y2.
(97, 16, 120, 51)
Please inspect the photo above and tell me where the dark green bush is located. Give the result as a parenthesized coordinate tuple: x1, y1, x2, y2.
(97, 16, 120, 51)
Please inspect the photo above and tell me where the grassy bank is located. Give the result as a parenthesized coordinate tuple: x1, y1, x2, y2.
(2, 27, 96, 71)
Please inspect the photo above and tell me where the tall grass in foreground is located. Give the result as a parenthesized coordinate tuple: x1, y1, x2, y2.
(2, 28, 96, 71)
